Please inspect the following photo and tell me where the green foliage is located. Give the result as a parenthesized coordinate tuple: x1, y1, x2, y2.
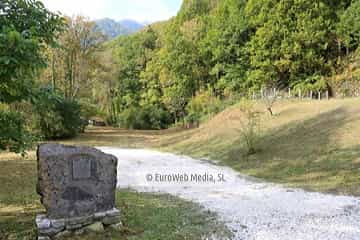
(0, 110, 33, 154)
(337, 0, 360, 51)
(119, 105, 171, 130)
(79, 100, 100, 120)
(107, 0, 360, 130)
(292, 75, 328, 92)
(0, 0, 63, 153)
(177, 0, 220, 23)
(33, 88, 83, 139)
(0, 0, 63, 103)
(0, 28, 40, 103)
(246, 0, 336, 87)
(200, 0, 250, 92)
(186, 89, 222, 119)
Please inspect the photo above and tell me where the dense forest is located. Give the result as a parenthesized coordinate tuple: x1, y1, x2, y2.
(1, 0, 360, 153)
(106, 0, 360, 129)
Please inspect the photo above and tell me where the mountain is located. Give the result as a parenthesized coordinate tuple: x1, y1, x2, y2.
(119, 19, 145, 32)
(95, 18, 144, 39)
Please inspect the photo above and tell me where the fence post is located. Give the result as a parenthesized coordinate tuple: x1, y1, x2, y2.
(261, 88, 264, 99)
(298, 89, 302, 99)
(326, 90, 329, 100)
(253, 91, 256, 100)
(310, 90, 313, 100)
(288, 88, 291, 98)
(318, 91, 321, 100)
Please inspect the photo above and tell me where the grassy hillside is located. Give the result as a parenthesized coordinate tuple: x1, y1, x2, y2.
(157, 99, 360, 196)
(54, 99, 360, 196)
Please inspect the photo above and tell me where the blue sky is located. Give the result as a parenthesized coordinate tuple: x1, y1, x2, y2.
(40, 0, 183, 23)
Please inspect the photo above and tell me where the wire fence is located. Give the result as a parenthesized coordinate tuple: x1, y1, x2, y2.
(249, 88, 331, 101)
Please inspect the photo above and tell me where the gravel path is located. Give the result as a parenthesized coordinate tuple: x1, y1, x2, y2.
(99, 147, 360, 240)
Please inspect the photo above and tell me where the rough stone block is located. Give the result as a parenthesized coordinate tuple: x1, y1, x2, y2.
(54, 230, 72, 239)
(36, 144, 121, 238)
(109, 222, 123, 231)
(84, 222, 105, 233)
(37, 144, 118, 219)
(102, 216, 121, 226)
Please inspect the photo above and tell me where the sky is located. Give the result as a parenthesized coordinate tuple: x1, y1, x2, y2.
(40, 0, 183, 23)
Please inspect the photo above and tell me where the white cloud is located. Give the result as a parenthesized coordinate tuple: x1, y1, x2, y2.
(40, 0, 181, 23)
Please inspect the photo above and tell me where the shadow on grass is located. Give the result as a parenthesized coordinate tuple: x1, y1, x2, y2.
(172, 107, 360, 195)
(230, 107, 360, 195)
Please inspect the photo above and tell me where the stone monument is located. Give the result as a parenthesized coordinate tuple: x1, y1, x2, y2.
(36, 144, 121, 240)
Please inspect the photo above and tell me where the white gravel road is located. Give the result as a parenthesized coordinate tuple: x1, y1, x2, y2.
(99, 147, 360, 240)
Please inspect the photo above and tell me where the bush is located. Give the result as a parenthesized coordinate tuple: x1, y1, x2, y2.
(33, 88, 84, 139)
(56, 99, 83, 138)
(79, 100, 100, 120)
(118, 105, 172, 130)
(184, 112, 201, 129)
(237, 100, 261, 155)
(186, 89, 222, 122)
(292, 75, 327, 93)
(0, 110, 34, 154)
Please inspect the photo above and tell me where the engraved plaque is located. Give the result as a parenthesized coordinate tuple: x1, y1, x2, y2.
(72, 156, 91, 180)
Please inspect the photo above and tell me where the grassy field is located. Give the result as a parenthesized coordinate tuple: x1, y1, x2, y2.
(158, 98, 360, 196)
(0, 148, 229, 240)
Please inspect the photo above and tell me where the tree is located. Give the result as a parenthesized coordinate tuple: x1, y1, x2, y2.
(200, 0, 250, 94)
(43, 16, 106, 100)
(0, 0, 63, 153)
(100, 0, 360, 130)
(337, 0, 360, 55)
(245, 0, 337, 88)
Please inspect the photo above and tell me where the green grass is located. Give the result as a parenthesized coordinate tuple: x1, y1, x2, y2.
(3, 98, 359, 239)
(0, 150, 230, 240)
(157, 99, 360, 196)
(43, 99, 360, 196)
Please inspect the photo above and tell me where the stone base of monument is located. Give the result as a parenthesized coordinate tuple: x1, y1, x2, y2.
(36, 208, 121, 240)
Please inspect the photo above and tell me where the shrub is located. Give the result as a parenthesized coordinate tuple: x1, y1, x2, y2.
(119, 105, 172, 130)
(0, 110, 34, 154)
(292, 75, 328, 93)
(186, 89, 222, 122)
(237, 100, 261, 155)
(184, 112, 201, 129)
(56, 99, 83, 138)
(79, 100, 100, 120)
(33, 88, 84, 139)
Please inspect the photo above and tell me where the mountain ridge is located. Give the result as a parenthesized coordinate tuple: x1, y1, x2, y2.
(95, 18, 145, 39)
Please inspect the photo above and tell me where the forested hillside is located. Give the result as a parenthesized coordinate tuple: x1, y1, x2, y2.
(104, 0, 360, 129)
(2, 0, 360, 155)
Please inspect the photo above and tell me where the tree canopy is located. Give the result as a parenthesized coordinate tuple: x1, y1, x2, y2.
(0, 0, 63, 153)
(105, 0, 360, 129)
